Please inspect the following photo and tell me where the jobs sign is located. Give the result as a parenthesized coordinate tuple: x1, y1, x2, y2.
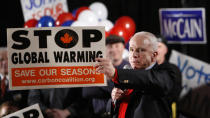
(159, 8, 206, 44)
(20, 0, 68, 21)
(7, 27, 106, 90)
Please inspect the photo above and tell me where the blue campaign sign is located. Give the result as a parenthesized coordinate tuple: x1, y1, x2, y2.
(159, 8, 206, 44)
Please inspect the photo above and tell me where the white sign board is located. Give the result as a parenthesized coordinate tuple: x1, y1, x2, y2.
(7, 27, 106, 90)
(3, 104, 44, 118)
(159, 8, 206, 44)
(169, 50, 210, 98)
(21, 0, 68, 21)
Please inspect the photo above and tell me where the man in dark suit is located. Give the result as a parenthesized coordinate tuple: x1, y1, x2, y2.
(95, 31, 182, 118)
(156, 35, 182, 104)
(0, 48, 28, 109)
(0, 48, 9, 103)
(28, 88, 92, 118)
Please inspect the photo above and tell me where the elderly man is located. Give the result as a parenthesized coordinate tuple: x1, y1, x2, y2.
(95, 31, 181, 118)
(0, 48, 28, 109)
(105, 35, 130, 68)
(0, 48, 8, 103)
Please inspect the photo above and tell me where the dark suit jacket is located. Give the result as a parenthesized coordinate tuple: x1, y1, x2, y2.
(113, 61, 182, 118)
(0, 78, 10, 104)
(0, 77, 28, 109)
(28, 88, 92, 118)
(83, 60, 130, 116)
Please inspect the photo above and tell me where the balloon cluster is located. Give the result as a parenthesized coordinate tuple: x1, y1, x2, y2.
(23, 2, 136, 45)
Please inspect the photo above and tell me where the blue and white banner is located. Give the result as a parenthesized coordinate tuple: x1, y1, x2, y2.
(159, 8, 206, 44)
(169, 50, 210, 98)
(21, 0, 68, 21)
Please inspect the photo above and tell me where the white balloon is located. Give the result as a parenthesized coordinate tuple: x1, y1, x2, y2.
(71, 21, 87, 26)
(98, 19, 114, 32)
(78, 10, 98, 26)
(89, 2, 108, 20)
(122, 49, 129, 61)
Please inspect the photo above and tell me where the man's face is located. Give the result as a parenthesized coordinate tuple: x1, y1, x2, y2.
(0, 50, 8, 76)
(129, 37, 156, 69)
(106, 42, 124, 63)
(156, 42, 168, 63)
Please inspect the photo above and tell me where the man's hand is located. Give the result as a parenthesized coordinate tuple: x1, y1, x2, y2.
(45, 109, 54, 118)
(0, 57, 8, 76)
(111, 88, 125, 102)
(51, 109, 70, 118)
(45, 109, 70, 118)
(95, 58, 115, 78)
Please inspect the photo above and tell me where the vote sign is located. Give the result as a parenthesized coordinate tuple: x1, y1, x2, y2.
(169, 50, 210, 98)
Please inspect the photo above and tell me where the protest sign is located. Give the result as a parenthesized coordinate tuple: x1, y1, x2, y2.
(169, 50, 210, 97)
(7, 26, 106, 90)
(21, 0, 68, 21)
(3, 104, 43, 118)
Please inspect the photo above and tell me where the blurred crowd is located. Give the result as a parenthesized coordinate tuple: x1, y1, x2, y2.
(1, 0, 209, 117)
(1, 32, 194, 118)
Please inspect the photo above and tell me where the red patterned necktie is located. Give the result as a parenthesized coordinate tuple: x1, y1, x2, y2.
(1, 76, 6, 98)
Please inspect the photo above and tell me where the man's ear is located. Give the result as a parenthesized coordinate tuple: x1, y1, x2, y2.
(152, 51, 158, 62)
(153, 51, 158, 58)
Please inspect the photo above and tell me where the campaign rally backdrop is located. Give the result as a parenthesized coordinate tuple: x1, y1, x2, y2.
(159, 8, 206, 44)
(169, 50, 210, 98)
(21, 0, 68, 21)
(7, 26, 106, 90)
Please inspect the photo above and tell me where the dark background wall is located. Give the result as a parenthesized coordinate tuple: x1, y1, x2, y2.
(0, 0, 209, 63)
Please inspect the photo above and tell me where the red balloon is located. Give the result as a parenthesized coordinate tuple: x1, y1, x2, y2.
(105, 31, 109, 38)
(24, 19, 38, 28)
(115, 16, 136, 39)
(55, 12, 74, 26)
(109, 26, 130, 44)
(75, 6, 89, 20)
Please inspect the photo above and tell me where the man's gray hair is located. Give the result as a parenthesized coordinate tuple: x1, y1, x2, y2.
(130, 31, 158, 51)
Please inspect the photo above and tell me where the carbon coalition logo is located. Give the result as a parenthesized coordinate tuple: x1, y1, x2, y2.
(55, 29, 79, 48)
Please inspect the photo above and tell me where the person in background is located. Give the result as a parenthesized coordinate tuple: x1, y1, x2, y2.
(83, 35, 130, 118)
(0, 101, 19, 117)
(95, 31, 182, 118)
(0, 48, 9, 104)
(0, 47, 28, 109)
(105, 35, 130, 69)
(28, 88, 92, 118)
(156, 35, 182, 118)
(156, 35, 169, 65)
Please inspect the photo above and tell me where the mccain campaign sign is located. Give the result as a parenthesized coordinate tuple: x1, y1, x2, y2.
(169, 50, 210, 98)
(7, 27, 106, 90)
(159, 8, 206, 44)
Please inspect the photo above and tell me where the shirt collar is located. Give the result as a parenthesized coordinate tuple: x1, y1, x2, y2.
(0, 74, 8, 80)
(145, 62, 156, 70)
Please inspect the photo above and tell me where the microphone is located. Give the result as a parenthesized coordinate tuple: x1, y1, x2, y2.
(114, 64, 132, 90)
(123, 64, 132, 69)
(113, 64, 132, 107)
